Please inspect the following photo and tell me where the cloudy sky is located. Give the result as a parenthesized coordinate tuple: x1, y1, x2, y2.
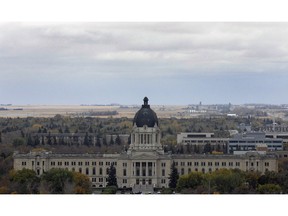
(1, 22, 288, 105)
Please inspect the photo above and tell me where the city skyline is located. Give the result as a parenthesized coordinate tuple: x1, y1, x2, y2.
(1, 22, 288, 105)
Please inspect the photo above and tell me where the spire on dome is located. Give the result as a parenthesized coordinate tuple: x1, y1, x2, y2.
(142, 97, 150, 108)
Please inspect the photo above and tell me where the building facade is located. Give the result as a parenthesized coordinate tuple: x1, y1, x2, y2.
(14, 97, 279, 192)
(177, 132, 229, 154)
(229, 132, 283, 153)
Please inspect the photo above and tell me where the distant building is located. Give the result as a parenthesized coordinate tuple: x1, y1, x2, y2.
(229, 132, 283, 153)
(260, 123, 288, 132)
(265, 133, 288, 150)
(239, 123, 252, 132)
(177, 132, 229, 154)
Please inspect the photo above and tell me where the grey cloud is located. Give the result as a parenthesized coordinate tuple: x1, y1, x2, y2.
(1, 23, 288, 104)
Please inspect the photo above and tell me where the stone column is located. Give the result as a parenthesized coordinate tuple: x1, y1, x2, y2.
(146, 162, 148, 177)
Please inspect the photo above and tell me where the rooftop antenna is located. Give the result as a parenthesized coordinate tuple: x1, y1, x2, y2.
(272, 113, 275, 132)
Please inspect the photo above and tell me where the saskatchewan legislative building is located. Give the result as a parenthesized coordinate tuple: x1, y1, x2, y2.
(13, 97, 278, 193)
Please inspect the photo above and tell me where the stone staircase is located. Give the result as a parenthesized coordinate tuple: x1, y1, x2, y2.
(132, 184, 154, 194)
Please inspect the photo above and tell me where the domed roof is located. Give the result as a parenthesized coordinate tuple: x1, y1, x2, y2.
(133, 97, 159, 127)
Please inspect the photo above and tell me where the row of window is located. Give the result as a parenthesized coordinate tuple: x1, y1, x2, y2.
(22, 161, 43, 166)
(175, 161, 240, 167)
(91, 177, 106, 183)
(50, 161, 117, 167)
(20, 160, 271, 168)
(229, 141, 282, 144)
(175, 161, 272, 167)
(67, 167, 117, 176)
(245, 161, 270, 167)
(133, 162, 155, 167)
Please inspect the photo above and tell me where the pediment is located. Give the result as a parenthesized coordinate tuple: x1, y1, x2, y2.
(130, 152, 159, 160)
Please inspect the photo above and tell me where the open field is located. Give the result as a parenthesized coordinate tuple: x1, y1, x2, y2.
(0, 105, 188, 118)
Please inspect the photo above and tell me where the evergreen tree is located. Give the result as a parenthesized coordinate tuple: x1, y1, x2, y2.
(179, 145, 184, 154)
(34, 136, 40, 146)
(64, 126, 70, 133)
(27, 134, 34, 146)
(169, 162, 179, 189)
(53, 136, 57, 145)
(127, 134, 131, 144)
(204, 143, 211, 154)
(84, 132, 89, 146)
(96, 135, 101, 147)
(21, 130, 25, 138)
(59, 137, 65, 145)
(115, 134, 122, 145)
(102, 136, 107, 146)
(186, 144, 191, 154)
(47, 132, 52, 145)
(109, 135, 114, 145)
(88, 127, 94, 133)
(107, 164, 118, 188)
(88, 135, 93, 146)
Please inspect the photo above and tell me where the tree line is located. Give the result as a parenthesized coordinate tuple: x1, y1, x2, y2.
(0, 168, 92, 194)
(167, 159, 288, 194)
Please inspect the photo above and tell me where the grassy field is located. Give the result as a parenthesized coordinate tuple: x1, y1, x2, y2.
(0, 105, 188, 118)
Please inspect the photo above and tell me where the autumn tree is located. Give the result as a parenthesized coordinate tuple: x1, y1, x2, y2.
(257, 184, 282, 194)
(209, 169, 245, 194)
(40, 168, 74, 194)
(244, 171, 261, 191)
(73, 172, 92, 194)
(177, 172, 205, 193)
(9, 169, 40, 194)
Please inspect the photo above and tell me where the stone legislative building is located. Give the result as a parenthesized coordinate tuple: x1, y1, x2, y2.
(14, 97, 278, 193)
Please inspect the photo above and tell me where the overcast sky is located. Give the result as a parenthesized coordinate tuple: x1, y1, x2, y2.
(1, 22, 288, 105)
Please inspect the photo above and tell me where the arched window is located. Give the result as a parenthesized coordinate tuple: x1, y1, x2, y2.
(99, 168, 102, 175)
(181, 168, 184, 175)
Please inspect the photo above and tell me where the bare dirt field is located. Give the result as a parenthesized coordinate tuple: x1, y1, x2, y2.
(0, 105, 188, 118)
